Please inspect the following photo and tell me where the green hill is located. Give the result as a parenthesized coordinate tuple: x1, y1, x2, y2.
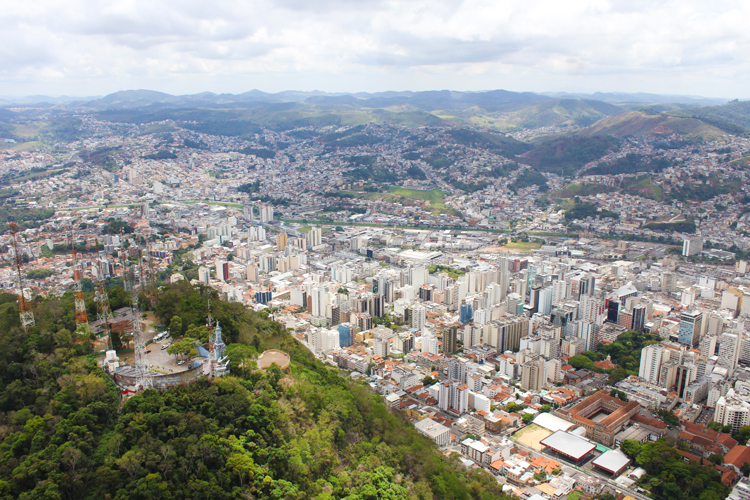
(509, 99, 623, 128)
(0, 282, 510, 500)
(518, 136, 621, 177)
(573, 110, 727, 139)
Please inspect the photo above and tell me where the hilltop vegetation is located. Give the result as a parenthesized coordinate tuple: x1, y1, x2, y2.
(520, 136, 620, 177)
(583, 153, 675, 176)
(573, 110, 727, 140)
(0, 282, 510, 500)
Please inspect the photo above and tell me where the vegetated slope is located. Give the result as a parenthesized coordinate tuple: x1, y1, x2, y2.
(672, 99, 750, 136)
(445, 128, 533, 157)
(518, 136, 620, 177)
(573, 110, 727, 139)
(508, 99, 623, 129)
(0, 282, 509, 500)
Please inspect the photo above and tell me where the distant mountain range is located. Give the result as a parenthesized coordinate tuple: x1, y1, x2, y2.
(2, 88, 748, 142)
(0, 88, 730, 109)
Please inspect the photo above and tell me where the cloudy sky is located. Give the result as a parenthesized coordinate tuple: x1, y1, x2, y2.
(2, 0, 748, 98)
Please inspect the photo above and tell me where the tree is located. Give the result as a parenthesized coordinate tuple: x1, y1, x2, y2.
(169, 316, 183, 336)
(540, 404, 551, 413)
(708, 453, 724, 465)
(522, 413, 534, 424)
(166, 337, 198, 359)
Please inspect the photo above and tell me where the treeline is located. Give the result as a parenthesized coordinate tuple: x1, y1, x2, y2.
(0, 206, 55, 233)
(510, 169, 548, 192)
(565, 201, 619, 220)
(142, 150, 177, 160)
(0, 282, 513, 499)
(583, 153, 675, 176)
(238, 147, 275, 159)
(644, 219, 697, 234)
(620, 439, 728, 500)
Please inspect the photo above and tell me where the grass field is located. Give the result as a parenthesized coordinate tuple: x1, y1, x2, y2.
(504, 241, 542, 251)
(620, 175, 663, 201)
(512, 424, 552, 450)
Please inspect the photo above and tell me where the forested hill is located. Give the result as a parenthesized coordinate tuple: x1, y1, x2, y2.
(0, 282, 509, 500)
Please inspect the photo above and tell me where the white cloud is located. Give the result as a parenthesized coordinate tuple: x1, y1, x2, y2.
(0, 0, 747, 97)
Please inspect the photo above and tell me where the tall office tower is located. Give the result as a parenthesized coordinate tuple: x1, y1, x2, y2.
(443, 326, 458, 354)
(678, 310, 703, 347)
(276, 231, 288, 250)
(718, 332, 741, 374)
(259, 204, 274, 223)
(632, 304, 647, 332)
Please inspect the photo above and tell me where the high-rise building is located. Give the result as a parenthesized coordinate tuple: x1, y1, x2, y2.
(215, 260, 229, 282)
(276, 231, 288, 250)
(682, 236, 704, 257)
(662, 272, 677, 293)
(338, 323, 352, 347)
(714, 389, 750, 432)
(639, 344, 668, 385)
(443, 326, 458, 354)
(411, 305, 426, 331)
(678, 310, 703, 347)
(718, 332, 741, 374)
(308, 227, 322, 248)
(460, 303, 473, 323)
(632, 305, 647, 332)
(259, 204, 274, 223)
(198, 266, 211, 285)
(521, 358, 543, 391)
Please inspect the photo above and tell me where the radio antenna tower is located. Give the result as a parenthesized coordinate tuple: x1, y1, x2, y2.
(93, 240, 114, 348)
(130, 244, 152, 391)
(72, 247, 89, 332)
(9, 222, 34, 332)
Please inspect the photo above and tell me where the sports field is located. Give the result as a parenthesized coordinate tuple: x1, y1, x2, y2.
(512, 423, 552, 450)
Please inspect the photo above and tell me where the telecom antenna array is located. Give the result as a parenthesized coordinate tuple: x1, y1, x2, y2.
(93, 240, 114, 348)
(130, 245, 152, 391)
(8, 222, 34, 332)
(72, 248, 89, 332)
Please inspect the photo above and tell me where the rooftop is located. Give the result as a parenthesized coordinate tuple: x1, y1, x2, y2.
(540, 431, 596, 461)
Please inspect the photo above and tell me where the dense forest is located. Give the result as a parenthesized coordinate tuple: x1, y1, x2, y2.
(0, 282, 511, 500)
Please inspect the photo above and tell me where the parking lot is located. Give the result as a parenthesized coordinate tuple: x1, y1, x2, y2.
(143, 333, 193, 375)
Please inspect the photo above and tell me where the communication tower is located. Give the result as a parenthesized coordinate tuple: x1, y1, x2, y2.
(93, 240, 114, 348)
(129, 245, 152, 391)
(8, 222, 34, 332)
(72, 248, 89, 331)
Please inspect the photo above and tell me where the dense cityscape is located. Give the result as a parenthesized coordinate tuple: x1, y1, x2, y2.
(2, 92, 750, 500)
